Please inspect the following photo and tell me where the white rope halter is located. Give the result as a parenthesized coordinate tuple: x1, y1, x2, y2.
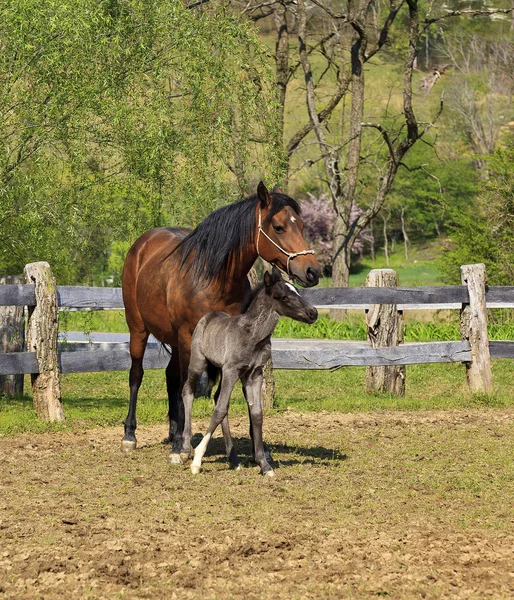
(256, 207, 315, 276)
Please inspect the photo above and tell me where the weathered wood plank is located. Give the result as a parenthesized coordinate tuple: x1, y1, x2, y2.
(0, 339, 488, 374)
(0, 352, 38, 375)
(271, 340, 471, 369)
(300, 286, 470, 307)
(489, 341, 514, 359)
(0, 284, 36, 307)
(1, 284, 512, 311)
(59, 347, 170, 373)
(485, 286, 514, 306)
(57, 286, 124, 309)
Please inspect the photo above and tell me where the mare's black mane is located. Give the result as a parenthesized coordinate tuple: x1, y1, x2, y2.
(177, 192, 301, 286)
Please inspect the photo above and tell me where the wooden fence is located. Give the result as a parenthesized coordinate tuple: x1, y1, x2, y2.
(1, 261, 514, 421)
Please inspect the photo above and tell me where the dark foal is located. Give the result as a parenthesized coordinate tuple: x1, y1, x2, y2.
(182, 266, 318, 476)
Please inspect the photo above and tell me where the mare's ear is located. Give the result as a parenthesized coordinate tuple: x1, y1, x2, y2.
(257, 181, 271, 209)
(271, 265, 282, 282)
(264, 269, 273, 289)
(272, 185, 284, 195)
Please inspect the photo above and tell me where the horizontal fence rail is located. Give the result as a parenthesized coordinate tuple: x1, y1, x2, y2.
(1, 261, 514, 421)
(2, 284, 514, 310)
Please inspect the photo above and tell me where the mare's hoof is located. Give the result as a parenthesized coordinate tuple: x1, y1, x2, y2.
(168, 453, 183, 465)
(180, 452, 191, 463)
(191, 465, 201, 475)
(121, 439, 137, 453)
(232, 464, 242, 471)
(263, 469, 275, 478)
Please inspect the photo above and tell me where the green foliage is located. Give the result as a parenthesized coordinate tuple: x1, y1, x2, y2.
(389, 143, 479, 243)
(0, 0, 280, 282)
(439, 143, 514, 285)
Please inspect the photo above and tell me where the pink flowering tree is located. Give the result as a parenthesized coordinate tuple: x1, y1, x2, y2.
(301, 193, 372, 276)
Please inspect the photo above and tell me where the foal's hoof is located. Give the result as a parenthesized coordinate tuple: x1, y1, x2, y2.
(121, 439, 137, 453)
(263, 468, 275, 478)
(191, 465, 201, 475)
(168, 452, 183, 465)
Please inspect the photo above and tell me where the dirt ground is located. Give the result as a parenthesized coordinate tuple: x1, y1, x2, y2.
(1, 409, 514, 599)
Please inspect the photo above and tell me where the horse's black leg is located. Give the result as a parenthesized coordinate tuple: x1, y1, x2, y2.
(122, 332, 149, 452)
(169, 339, 191, 464)
(166, 348, 181, 449)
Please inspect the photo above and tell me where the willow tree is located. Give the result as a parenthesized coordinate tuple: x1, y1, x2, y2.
(0, 0, 280, 282)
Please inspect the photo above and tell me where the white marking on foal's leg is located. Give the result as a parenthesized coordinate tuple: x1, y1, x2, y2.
(191, 432, 211, 474)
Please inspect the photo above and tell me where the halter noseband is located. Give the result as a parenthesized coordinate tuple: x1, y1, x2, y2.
(256, 207, 315, 276)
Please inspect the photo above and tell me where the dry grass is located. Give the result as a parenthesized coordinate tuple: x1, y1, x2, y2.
(1, 410, 513, 599)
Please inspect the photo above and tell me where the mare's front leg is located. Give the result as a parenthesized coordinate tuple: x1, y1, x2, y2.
(191, 369, 239, 474)
(121, 328, 149, 452)
(242, 367, 273, 477)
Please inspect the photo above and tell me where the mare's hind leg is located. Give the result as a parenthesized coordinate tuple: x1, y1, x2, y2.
(166, 349, 183, 463)
(122, 328, 149, 452)
(169, 335, 192, 464)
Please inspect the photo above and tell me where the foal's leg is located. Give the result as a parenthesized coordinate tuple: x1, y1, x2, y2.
(121, 328, 149, 452)
(191, 369, 239, 474)
(214, 377, 240, 470)
(242, 368, 273, 476)
(175, 350, 209, 466)
(243, 386, 273, 465)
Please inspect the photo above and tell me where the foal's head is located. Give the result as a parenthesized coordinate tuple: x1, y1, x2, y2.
(264, 266, 318, 324)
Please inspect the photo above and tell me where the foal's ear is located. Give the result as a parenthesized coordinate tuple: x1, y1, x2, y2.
(264, 269, 273, 289)
(271, 265, 282, 282)
(257, 181, 271, 209)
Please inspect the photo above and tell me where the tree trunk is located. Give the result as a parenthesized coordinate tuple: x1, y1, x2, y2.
(365, 269, 405, 395)
(0, 275, 25, 397)
(382, 213, 390, 266)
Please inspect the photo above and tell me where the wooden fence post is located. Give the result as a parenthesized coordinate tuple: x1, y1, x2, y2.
(365, 269, 405, 395)
(460, 263, 493, 394)
(24, 262, 64, 421)
(0, 275, 25, 397)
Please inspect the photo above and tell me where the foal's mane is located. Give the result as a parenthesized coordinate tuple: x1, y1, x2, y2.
(176, 192, 301, 286)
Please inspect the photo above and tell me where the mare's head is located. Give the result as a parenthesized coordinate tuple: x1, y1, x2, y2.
(264, 266, 318, 324)
(256, 182, 321, 288)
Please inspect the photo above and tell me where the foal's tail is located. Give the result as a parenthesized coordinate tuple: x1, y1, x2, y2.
(206, 362, 220, 391)
(193, 362, 220, 399)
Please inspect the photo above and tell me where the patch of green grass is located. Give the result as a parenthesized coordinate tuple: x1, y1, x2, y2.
(2, 360, 514, 437)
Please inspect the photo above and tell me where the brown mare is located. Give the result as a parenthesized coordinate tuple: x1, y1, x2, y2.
(121, 182, 321, 464)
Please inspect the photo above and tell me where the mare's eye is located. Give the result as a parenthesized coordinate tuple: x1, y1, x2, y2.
(273, 224, 285, 233)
